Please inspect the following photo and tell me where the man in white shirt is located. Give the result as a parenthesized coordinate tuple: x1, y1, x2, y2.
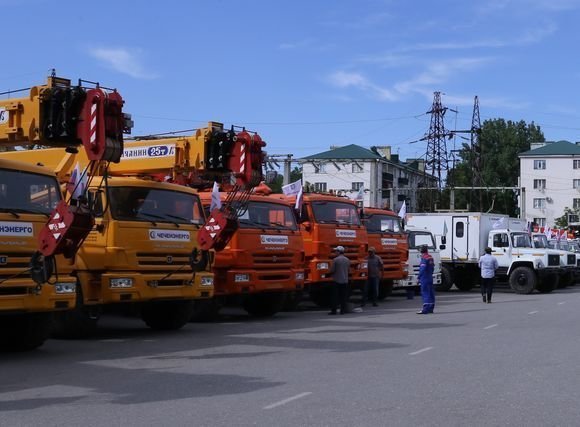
(479, 247, 499, 303)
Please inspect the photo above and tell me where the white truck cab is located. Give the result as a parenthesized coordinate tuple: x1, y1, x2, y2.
(398, 226, 442, 289)
(532, 233, 577, 287)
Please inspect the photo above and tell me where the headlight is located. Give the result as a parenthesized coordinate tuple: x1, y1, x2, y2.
(360, 262, 368, 270)
(201, 276, 214, 286)
(54, 283, 76, 294)
(235, 274, 250, 282)
(536, 260, 545, 269)
(402, 263, 409, 272)
(316, 262, 329, 270)
(295, 272, 304, 281)
(110, 278, 133, 288)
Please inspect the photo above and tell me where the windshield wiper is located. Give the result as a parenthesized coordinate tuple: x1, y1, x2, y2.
(139, 211, 166, 226)
(161, 213, 190, 228)
(0, 207, 51, 218)
(0, 208, 21, 218)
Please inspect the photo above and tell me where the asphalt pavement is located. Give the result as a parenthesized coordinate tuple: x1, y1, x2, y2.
(2, 286, 580, 427)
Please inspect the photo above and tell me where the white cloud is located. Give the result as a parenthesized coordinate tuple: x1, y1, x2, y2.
(89, 47, 157, 79)
(328, 71, 398, 101)
(329, 57, 492, 104)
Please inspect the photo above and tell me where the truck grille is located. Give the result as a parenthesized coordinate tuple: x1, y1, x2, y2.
(136, 252, 190, 269)
(330, 244, 361, 263)
(252, 252, 294, 269)
(548, 254, 560, 267)
(567, 254, 576, 266)
(376, 249, 404, 271)
(0, 252, 33, 281)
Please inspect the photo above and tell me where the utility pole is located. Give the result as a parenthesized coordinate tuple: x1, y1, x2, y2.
(264, 154, 294, 185)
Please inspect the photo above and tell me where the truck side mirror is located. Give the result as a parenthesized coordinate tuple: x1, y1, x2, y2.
(439, 244, 446, 250)
(301, 221, 312, 231)
(441, 236, 447, 244)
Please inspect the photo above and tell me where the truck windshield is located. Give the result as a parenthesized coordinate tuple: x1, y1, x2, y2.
(365, 214, 402, 233)
(109, 187, 204, 225)
(511, 232, 532, 248)
(532, 234, 548, 248)
(237, 201, 297, 230)
(408, 231, 435, 250)
(0, 168, 61, 215)
(311, 201, 360, 225)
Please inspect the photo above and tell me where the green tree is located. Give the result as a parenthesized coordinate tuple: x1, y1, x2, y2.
(446, 118, 545, 215)
(266, 166, 302, 193)
(554, 207, 579, 228)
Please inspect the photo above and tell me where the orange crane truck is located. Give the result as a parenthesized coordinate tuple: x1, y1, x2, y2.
(196, 189, 305, 317)
(275, 193, 368, 307)
(0, 73, 130, 348)
(361, 207, 409, 298)
(113, 123, 298, 318)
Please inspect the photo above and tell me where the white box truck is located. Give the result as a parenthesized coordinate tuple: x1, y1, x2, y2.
(406, 213, 561, 294)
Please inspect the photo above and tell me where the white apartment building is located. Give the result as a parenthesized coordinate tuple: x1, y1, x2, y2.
(519, 140, 580, 227)
(300, 144, 437, 211)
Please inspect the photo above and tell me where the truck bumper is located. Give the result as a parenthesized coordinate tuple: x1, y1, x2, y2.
(0, 278, 77, 314)
(215, 268, 305, 296)
(394, 273, 441, 288)
(94, 272, 214, 304)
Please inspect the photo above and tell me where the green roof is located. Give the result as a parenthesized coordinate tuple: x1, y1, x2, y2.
(301, 144, 383, 161)
(519, 140, 580, 157)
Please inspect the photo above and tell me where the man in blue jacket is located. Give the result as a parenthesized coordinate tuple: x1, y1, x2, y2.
(417, 245, 435, 314)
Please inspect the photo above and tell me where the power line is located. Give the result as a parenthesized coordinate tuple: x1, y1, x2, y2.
(132, 113, 427, 126)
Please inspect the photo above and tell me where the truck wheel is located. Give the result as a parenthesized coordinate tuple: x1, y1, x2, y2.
(243, 293, 286, 317)
(142, 300, 195, 330)
(0, 313, 53, 351)
(536, 273, 558, 293)
(52, 286, 99, 339)
(437, 266, 453, 292)
(454, 270, 475, 291)
(558, 272, 573, 288)
(190, 299, 221, 322)
(509, 267, 536, 294)
(282, 292, 302, 311)
(378, 281, 393, 300)
(309, 288, 332, 307)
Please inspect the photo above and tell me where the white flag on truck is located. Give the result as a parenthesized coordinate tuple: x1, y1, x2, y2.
(210, 181, 222, 211)
(351, 186, 364, 201)
(68, 162, 88, 200)
(397, 200, 406, 219)
(295, 185, 303, 211)
(282, 179, 302, 196)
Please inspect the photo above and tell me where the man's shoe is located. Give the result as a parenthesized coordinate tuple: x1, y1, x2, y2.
(372, 303, 378, 307)
(482, 295, 487, 303)
(328, 311, 337, 315)
(361, 303, 366, 307)
(416, 311, 427, 314)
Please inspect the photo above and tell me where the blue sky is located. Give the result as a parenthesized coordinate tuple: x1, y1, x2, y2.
(3, 0, 580, 164)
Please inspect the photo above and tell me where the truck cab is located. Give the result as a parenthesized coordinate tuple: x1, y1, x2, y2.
(532, 233, 577, 287)
(274, 193, 367, 307)
(404, 226, 442, 289)
(488, 229, 560, 292)
(362, 207, 408, 297)
(197, 192, 305, 317)
(0, 159, 77, 350)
